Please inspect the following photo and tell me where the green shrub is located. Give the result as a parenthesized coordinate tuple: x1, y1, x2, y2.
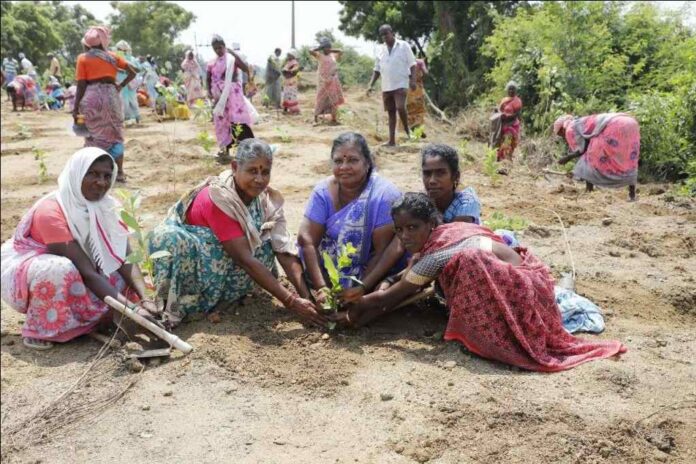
(628, 91, 693, 181)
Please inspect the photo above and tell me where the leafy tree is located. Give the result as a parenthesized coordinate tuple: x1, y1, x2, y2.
(337, 1, 436, 54)
(49, 2, 97, 66)
(429, 1, 525, 107)
(1, 2, 62, 66)
(108, 1, 194, 76)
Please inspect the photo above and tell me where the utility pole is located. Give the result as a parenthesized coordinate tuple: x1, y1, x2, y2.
(291, 0, 296, 49)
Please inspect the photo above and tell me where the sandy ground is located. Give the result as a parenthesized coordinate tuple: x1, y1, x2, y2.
(1, 86, 695, 464)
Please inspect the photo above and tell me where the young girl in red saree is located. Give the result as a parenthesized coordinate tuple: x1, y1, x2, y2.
(337, 193, 626, 372)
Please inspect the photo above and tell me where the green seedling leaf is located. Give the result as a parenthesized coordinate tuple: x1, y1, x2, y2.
(322, 252, 340, 288)
(120, 211, 140, 231)
(327, 321, 337, 331)
(126, 250, 143, 264)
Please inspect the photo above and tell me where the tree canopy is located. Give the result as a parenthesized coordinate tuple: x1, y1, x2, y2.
(108, 1, 195, 70)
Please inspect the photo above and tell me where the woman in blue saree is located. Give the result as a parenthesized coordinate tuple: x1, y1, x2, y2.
(298, 132, 404, 302)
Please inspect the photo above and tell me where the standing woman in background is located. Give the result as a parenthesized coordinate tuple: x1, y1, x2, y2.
(206, 34, 255, 163)
(281, 49, 301, 115)
(492, 81, 523, 166)
(72, 26, 137, 183)
(311, 38, 344, 125)
(114, 40, 141, 125)
(181, 50, 205, 107)
(265, 48, 283, 110)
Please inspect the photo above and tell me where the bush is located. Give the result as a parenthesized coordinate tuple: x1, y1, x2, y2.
(628, 90, 694, 181)
(482, 1, 696, 180)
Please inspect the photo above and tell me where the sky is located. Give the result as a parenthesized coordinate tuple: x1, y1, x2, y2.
(63, 1, 378, 65)
(64, 0, 693, 66)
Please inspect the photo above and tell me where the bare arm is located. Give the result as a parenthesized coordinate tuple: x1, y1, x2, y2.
(222, 237, 293, 302)
(229, 50, 249, 74)
(117, 63, 137, 91)
(275, 252, 311, 299)
(222, 237, 326, 326)
(345, 277, 423, 327)
(206, 70, 212, 97)
(361, 226, 401, 290)
(297, 218, 328, 289)
(72, 80, 87, 118)
(367, 71, 380, 92)
(449, 215, 476, 224)
(409, 64, 417, 90)
(339, 227, 403, 303)
(47, 241, 139, 306)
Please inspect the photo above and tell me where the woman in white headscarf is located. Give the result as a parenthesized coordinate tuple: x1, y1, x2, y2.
(0, 148, 157, 350)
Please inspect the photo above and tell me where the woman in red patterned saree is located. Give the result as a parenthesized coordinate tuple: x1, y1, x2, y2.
(336, 193, 626, 372)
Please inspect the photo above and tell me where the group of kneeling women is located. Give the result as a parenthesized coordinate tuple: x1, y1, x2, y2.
(1, 134, 627, 372)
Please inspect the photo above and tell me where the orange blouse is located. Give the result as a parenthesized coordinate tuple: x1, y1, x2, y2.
(75, 52, 128, 81)
(30, 198, 73, 245)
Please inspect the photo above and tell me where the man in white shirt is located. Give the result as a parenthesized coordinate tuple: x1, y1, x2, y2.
(18, 53, 36, 78)
(367, 24, 416, 146)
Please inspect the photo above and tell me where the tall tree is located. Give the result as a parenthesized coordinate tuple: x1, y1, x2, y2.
(1, 2, 62, 65)
(49, 2, 97, 65)
(108, 1, 194, 72)
(337, 1, 435, 54)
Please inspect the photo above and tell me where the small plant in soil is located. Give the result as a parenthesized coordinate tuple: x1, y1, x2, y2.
(409, 125, 425, 141)
(32, 147, 48, 183)
(483, 147, 501, 185)
(275, 127, 291, 143)
(484, 211, 529, 232)
(113, 189, 170, 289)
(457, 139, 475, 165)
(196, 130, 216, 153)
(191, 99, 212, 124)
(320, 243, 362, 328)
(17, 124, 32, 140)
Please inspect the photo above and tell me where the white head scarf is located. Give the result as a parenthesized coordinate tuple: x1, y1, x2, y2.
(56, 147, 129, 275)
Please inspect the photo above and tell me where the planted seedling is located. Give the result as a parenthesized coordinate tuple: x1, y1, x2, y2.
(275, 127, 291, 143)
(32, 147, 48, 183)
(320, 243, 362, 329)
(17, 124, 32, 140)
(191, 99, 212, 124)
(483, 147, 501, 185)
(113, 189, 170, 290)
(196, 130, 216, 153)
(484, 211, 529, 232)
(409, 126, 425, 141)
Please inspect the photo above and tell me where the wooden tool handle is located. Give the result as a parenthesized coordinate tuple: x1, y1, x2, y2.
(104, 296, 193, 354)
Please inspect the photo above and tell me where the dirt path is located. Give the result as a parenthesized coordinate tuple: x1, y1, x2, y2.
(1, 88, 695, 463)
